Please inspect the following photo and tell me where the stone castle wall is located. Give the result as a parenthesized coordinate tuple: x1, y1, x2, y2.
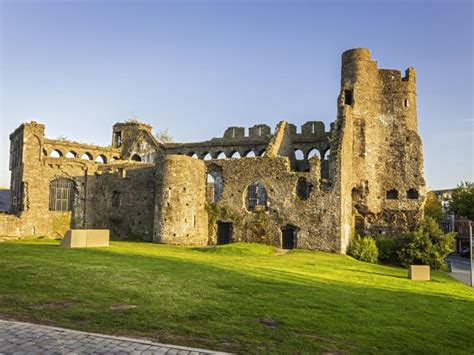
(0, 48, 426, 252)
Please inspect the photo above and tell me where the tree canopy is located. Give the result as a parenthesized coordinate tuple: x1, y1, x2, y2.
(449, 181, 474, 221)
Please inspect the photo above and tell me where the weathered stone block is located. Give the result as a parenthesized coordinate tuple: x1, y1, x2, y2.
(408, 265, 430, 281)
(60, 229, 109, 248)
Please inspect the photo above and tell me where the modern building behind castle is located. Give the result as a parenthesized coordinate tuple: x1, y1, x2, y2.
(0, 49, 426, 252)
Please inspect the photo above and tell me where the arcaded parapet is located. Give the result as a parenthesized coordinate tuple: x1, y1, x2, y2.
(153, 155, 208, 245)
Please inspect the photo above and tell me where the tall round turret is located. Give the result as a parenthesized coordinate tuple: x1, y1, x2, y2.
(153, 155, 208, 245)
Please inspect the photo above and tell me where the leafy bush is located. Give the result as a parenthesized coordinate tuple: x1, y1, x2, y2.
(397, 217, 455, 270)
(348, 235, 379, 264)
(376, 238, 402, 263)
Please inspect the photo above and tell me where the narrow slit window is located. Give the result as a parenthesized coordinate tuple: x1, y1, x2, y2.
(344, 90, 353, 105)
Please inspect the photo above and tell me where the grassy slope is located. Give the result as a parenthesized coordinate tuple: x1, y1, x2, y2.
(0, 240, 473, 354)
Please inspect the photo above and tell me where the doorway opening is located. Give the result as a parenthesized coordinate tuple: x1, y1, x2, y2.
(281, 225, 297, 249)
(217, 222, 233, 245)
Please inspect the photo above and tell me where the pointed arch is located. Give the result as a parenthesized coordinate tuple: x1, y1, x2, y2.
(81, 152, 93, 160)
(307, 149, 320, 159)
(95, 155, 107, 164)
(50, 149, 63, 158)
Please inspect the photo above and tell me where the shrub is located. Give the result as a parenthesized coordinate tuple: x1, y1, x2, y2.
(397, 217, 456, 270)
(376, 238, 403, 264)
(348, 235, 379, 264)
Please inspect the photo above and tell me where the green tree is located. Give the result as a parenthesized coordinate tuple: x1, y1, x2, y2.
(449, 181, 474, 220)
(424, 191, 443, 221)
(398, 217, 455, 270)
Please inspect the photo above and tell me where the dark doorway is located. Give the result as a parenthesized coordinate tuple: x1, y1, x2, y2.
(217, 222, 233, 245)
(282, 226, 297, 249)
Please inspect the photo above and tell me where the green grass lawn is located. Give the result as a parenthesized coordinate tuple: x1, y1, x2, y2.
(0, 239, 473, 354)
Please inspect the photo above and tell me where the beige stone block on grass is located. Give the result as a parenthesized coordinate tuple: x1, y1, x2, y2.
(60, 229, 109, 248)
(408, 265, 430, 281)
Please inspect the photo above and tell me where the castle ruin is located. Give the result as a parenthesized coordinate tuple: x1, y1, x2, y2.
(0, 48, 426, 252)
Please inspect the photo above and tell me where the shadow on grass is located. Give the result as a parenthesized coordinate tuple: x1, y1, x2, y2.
(0, 242, 473, 354)
(343, 268, 407, 279)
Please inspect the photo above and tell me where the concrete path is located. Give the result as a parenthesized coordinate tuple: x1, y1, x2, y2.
(447, 255, 473, 286)
(0, 319, 227, 354)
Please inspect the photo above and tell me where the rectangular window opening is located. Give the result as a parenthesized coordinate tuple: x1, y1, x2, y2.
(344, 90, 353, 105)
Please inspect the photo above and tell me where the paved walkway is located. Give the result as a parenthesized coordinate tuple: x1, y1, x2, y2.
(0, 319, 227, 354)
(447, 255, 473, 286)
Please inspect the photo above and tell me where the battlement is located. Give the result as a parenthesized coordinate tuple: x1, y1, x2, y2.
(342, 48, 372, 62)
(220, 121, 330, 141)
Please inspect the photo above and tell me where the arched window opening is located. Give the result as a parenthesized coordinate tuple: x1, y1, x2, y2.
(295, 150, 304, 160)
(95, 155, 107, 164)
(217, 152, 226, 159)
(65, 151, 77, 159)
(81, 153, 92, 160)
(407, 188, 419, 199)
(191, 153, 199, 159)
(131, 154, 142, 162)
(246, 181, 268, 210)
(297, 177, 312, 200)
(386, 189, 399, 200)
(307, 149, 320, 159)
(207, 173, 215, 204)
(259, 150, 266, 157)
(112, 191, 121, 208)
(50, 150, 63, 158)
(111, 156, 120, 161)
(231, 151, 241, 159)
(323, 149, 330, 160)
(207, 165, 224, 204)
(245, 151, 256, 158)
(49, 178, 74, 211)
(203, 153, 212, 161)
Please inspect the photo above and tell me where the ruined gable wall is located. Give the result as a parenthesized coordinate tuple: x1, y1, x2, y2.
(202, 156, 341, 252)
(0, 122, 156, 240)
(0, 122, 95, 238)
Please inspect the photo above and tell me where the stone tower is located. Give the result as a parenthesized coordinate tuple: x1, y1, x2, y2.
(153, 155, 209, 245)
(8, 122, 45, 215)
(336, 48, 425, 240)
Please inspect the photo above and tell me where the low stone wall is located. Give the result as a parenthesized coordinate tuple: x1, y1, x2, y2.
(0, 211, 72, 240)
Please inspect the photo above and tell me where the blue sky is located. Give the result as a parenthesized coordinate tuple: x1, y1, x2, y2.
(0, 0, 472, 189)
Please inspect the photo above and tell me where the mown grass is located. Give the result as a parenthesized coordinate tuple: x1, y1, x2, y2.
(0, 239, 473, 354)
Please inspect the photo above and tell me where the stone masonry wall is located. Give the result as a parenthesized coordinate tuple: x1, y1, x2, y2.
(153, 155, 209, 245)
(1, 48, 426, 253)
